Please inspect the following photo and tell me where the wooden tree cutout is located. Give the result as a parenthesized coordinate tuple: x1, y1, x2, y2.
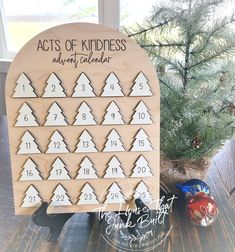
(130, 100, 153, 125)
(72, 72, 96, 97)
(74, 130, 97, 153)
(104, 182, 126, 204)
(42, 72, 66, 98)
(21, 185, 42, 208)
(17, 131, 41, 154)
(13, 72, 37, 98)
(102, 101, 125, 125)
(103, 129, 125, 152)
(76, 156, 98, 179)
(46, 130, 69, 153)
(44, 102, 68, 126)
(101, 72, 124, 97)
(131, 155, 153, 177)
(129, 72, 152, 96)
(19, 158, 42, 181)
(77, 183, 99, 205)
(130, 128, 153, 151)
(15, 102, 39, 127)
(103, 156, 125, 178)
(50, 184, 72, 206)
(133, 181, 153, 203)
(73, 102, 97, 125)
(48, 157, 71, 180)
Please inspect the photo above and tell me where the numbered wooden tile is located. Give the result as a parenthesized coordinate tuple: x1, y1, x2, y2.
(50, 184, 72, 206)
(102, 101, 125, 125)
(19, 158, 43, 181)
(17, 131, 41, 154)
(103, 129, 125, 152)
(46, 130, 69, 154)
(104, 182, 126, 204)
(15, 102, 39, 127)
(42, 72, 67, 98)
(77, 183, 99, 205)
(130, 101, 153, 125)
(131, 155, 153, 177)
(72, 72, 96, 97)
(130, 128, 153, 152)
(48, 157, 71, 180)
(74, 130, 98, 153)
(44, 102, 68, 126)
(101, 72, 124, 97)
(21, 185, 42, 208)
(73, 102, 97, 125)
(129, 72, 152, 96)
(13, 73, 37, 98)
(103, 156, 125, 178)
(133, 181, 153, 203)
(76, 156, 98, 179)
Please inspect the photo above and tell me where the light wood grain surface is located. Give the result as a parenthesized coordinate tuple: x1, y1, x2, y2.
(5, 23, 160, 215)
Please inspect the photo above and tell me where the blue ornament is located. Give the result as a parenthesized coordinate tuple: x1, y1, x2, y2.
(176, 179, 210, 198)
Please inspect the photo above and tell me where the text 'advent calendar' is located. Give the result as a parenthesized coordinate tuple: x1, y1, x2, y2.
(5, 23, 160, 215)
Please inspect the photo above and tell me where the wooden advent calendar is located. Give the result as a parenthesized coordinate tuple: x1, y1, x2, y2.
(5, 23, 160, 215)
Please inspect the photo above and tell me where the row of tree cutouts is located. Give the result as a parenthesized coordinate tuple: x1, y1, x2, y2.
(15, 100, 153, 127)
(13, 72, 153, 98)
(21, 181, 153, 207)
(18, 128, 153, 154)
(19, 155, 153, 181)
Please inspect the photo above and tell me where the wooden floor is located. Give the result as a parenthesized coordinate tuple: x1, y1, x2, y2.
(0, 115, 234, 252)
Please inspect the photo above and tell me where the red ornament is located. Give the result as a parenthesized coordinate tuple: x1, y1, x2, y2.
(186, 192, 219, 226)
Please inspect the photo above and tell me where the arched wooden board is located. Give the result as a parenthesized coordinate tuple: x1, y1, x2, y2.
(5, 23, 160, 215)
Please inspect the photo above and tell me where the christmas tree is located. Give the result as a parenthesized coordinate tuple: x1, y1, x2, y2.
(48, 157, 71, 180)
(103, 129, 125, 152)
(104, 182, 126, 204)
(46, 130, 69, 153)
(101, 72, 124, 97)
(13, 72, 37, 98)
(76, 157, 98, 179)
(130, 100, 153, 125)
(133, 181, 153, 203)
(75, 130, 97, 153)
(131, 155, 153, 177)
(130, 128, 153, 151)
(19, 158, 42, 181)
(72, 72, 96, 97)
(102, 101, 125, 125)
(42, 72, 66, 97)
(77, 183, 99, 205)
(103, 156, 125, 178)
(15, 102, 39, 127)
(73, 102, 96, 125)
(44, 102, 68, 126)
(50, 184, 72, 206)
(17, 131, 41, 154)
(124, 0, 235, 160)
(21, 185, 42, 207)
(130, 72, 152, 96)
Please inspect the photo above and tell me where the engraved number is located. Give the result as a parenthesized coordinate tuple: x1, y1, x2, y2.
(84, 193, 92, 200)
(137, 166, 146, 173)
(52, 84, 56, 92)
(110, 193, 119, 199)
(28, 196, 36, 203)
(26, 142, 31, 149)
(56, 195, 65, 201)
(26, 170, 33, 176)
(138, 140, 145, 147)
(81, 84, 86, 91)
(56, 169, 62, 176)
(83, 168, 90, 175)
(138, 112, 146, 120)
(54, 142, 61, 149)
(111, 168, 118, 174)
(82, 113, 86, 120)
(24, 115, 28, 121)
(83, 141, 89, 148)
